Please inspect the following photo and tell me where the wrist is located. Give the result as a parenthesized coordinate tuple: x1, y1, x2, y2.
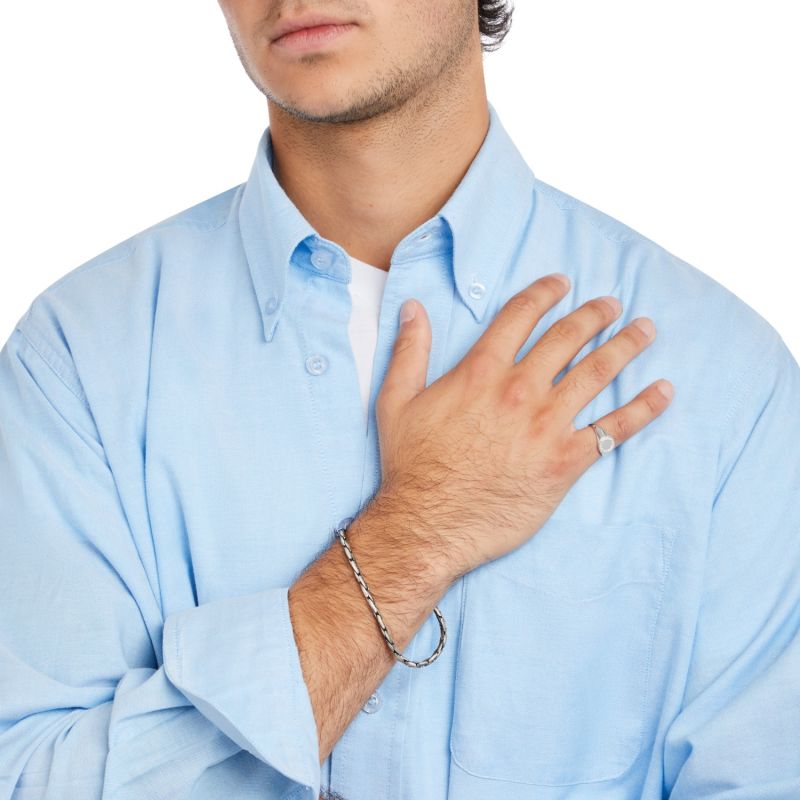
(349, 490, 461, 596)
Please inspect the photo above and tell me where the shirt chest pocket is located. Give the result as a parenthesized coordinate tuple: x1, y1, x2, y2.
(449, 517, 677, 788)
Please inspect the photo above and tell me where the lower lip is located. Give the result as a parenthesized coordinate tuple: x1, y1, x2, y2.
(273, 23, 357, 52)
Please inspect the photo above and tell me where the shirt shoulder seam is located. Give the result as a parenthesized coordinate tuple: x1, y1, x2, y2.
(719, 330, 781, 433)
(14, 320, 90, 410)
(533, 178, 639, 247)
(711, 331, 782, 504)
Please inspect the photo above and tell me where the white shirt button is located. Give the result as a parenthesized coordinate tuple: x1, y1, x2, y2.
(263, 295, 278, 314)
(311, 250, 333, 269)
(362, 692, 381, 714)
(468, 280, 486, 299)
(305, 354, 329, 375)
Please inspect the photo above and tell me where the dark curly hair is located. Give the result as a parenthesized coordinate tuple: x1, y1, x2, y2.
(478, 0, 514, 52)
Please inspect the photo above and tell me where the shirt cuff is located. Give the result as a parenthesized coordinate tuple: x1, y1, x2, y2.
(162, 586, 320, 798)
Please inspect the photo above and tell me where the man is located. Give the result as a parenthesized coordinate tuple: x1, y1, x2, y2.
(1, 1, 798, 798)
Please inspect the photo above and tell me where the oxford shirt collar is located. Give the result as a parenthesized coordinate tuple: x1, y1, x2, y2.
(238, 100, 536, 342)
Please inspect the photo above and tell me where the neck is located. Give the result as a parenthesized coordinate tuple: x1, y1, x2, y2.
(266, 61, 489, 271)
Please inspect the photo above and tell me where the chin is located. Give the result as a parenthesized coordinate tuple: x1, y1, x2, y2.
(268, 81, 362, 120)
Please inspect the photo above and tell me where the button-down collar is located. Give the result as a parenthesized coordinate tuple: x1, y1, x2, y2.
(238, 100, 536, 342)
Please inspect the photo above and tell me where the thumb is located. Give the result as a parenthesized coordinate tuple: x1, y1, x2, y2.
(379, 299, 432, 413)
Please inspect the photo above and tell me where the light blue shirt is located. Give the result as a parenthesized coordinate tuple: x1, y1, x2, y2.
(1, 100, 799, 800)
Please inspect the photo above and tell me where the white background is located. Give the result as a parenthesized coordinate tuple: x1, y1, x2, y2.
(1, 1, 798, 354)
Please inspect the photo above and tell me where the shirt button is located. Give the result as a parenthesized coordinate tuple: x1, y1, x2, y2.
(311, 250, 333, 269)
(305, 354, 329, 375)
(416, 231, 432, 242)
(362, 692, 381, 714)
(468, 280, 486, 299)
(263, 295, 278, 314)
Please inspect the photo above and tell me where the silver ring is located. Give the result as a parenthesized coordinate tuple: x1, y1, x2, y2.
(589, 423, 615, 456)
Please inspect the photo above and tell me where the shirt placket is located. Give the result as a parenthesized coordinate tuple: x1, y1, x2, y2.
(309, 237, 457, 800)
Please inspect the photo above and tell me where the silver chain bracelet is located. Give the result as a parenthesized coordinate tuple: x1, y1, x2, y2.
(334, 523, 447, 668)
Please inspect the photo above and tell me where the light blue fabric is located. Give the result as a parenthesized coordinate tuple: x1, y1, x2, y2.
(1, 99, 799, 799)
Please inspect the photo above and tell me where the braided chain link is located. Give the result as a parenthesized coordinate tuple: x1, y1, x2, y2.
(335, 524, 447, 668)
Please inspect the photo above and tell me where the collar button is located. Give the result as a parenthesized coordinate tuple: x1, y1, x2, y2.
(468, 280, 486, 299)
(264, 295, 279, 314)
(311, 250, 333, 269)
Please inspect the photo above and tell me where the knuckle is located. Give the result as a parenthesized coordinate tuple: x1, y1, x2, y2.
(643, 388, 663, 415)
(591, 297, 615, 320)
(506, 291, 541, 318)
(528, 403, 555, 438)
(590, 353, 613, 381)
(618, 325, 645, 348)
(392, 333, 415, 357)
(553, 372, 580, 404)
(613, 413, 634, 442)
(464, 348, 499, 385)
(551, 316, 580, 343)
(501, 372, 530, 408)
(540, 274, 569, 294)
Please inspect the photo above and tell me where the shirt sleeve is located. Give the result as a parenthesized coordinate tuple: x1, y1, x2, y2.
(663, 332, 800, 797)
(0, 319, 321, 800)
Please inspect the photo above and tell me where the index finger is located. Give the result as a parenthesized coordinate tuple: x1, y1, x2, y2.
(468, 273, 571, 367)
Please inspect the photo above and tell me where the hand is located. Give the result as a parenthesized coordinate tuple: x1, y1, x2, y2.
(374, 273, 673, 579)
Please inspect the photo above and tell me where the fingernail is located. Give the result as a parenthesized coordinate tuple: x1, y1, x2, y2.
(548, 272, 570, 289)
(400, 299, 417, 324)
(656, 380, 674, 400)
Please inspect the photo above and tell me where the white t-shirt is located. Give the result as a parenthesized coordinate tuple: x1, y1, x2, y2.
(346, 254, 389, 426)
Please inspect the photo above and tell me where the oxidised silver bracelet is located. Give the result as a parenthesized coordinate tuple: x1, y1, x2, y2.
(334, 523, 447, 668)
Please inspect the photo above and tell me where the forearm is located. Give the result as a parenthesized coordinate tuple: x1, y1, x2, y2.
(288, 492, 455, 764)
